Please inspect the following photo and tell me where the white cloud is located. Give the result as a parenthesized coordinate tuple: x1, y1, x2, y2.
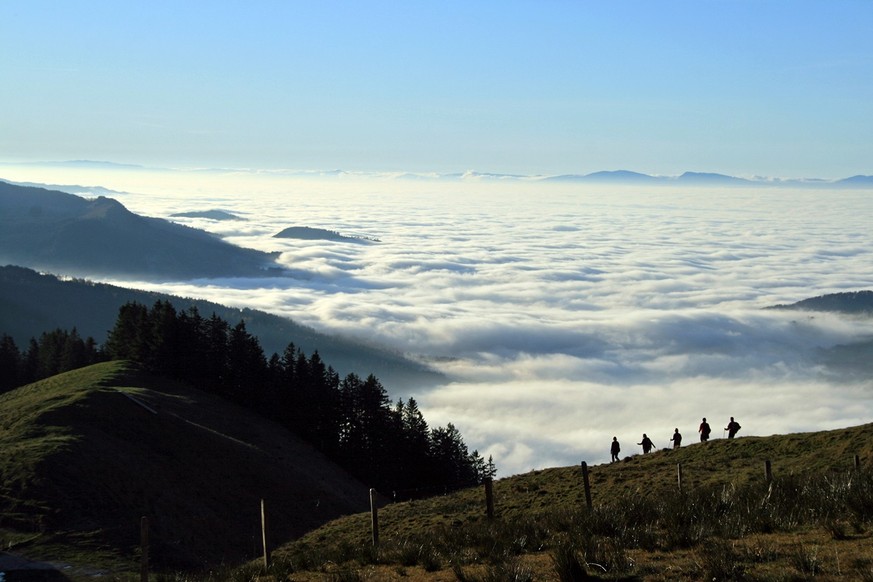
(5, 165, 873, 477)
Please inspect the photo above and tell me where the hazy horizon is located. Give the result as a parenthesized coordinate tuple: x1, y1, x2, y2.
(2, 163, 872, 476)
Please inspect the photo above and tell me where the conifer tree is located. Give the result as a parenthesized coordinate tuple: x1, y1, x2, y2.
(105, 302, 150, 361)
(0, 334, 21, 393)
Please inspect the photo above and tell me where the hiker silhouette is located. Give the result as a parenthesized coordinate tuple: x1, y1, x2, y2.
(725, 416, 741, 438)
(638, 433, 654, 454)
(610, 436, 620, 462)
(699, 417, 711, 442)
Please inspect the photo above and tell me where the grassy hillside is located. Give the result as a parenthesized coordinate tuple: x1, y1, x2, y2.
(3, 362, 872, 580)
(0, 361, 371, 575)
(259, 424, 873, 581)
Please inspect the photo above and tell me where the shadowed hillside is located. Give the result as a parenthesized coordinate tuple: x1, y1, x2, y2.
(0, 180, 281, 280)
(769, 290, 873, 379)
(0, 361, 371, 573)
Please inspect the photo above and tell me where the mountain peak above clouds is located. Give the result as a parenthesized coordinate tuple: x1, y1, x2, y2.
(0, 180, 282, 280)
(676, 171, 752, 184)
(837, 175, 873, 185)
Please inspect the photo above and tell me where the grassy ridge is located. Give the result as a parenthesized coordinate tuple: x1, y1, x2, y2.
(263, 424, 873, 581)
(0, 362, 371, 576)
(288, 423, 873, 545)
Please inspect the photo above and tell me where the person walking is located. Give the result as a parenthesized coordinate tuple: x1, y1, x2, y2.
(725, 417, 741, 439)
(610, 436, 621, 462)
(638, 433, 654, 454)
(670, 428, 682, 449)
(699, 417, 711, 442)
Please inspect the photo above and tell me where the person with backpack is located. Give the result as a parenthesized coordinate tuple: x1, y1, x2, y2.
(725, 417, 741, 438)
(610, 436, 621, 462)
(699, 417, 711, 442)
(637, 433, 655, 454)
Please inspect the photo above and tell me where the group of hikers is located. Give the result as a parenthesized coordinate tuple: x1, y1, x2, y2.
(610, 416, 742, 462)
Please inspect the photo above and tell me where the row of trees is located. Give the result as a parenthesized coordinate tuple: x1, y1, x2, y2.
(2, 301, 495, 495)
(0, 328, 104, 392)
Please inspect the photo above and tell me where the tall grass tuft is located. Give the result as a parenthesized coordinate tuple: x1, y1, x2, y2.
(552, 542, 590, 582)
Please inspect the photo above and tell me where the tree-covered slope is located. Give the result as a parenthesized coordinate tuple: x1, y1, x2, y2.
(0, 180, 280, 280)
(769, 290, 873, 314)
(0, 265, 443, 388)
(768, 290, 873, 379)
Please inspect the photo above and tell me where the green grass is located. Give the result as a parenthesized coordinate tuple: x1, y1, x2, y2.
(3, 363, 873, 580)
(266, 424, 873, 580)
(0, 361, 371, 579)
(0, 362, 130, 529)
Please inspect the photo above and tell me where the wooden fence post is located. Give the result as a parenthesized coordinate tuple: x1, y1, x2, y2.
(677, 463, 683, 493)
(484, 478, 494, 519)
(581, 462, 592, 510)
(261, 499, 270, 569)
(764, 459, 772, 483)
(370, 488, 379, 548)
(140, 516, 149, 582)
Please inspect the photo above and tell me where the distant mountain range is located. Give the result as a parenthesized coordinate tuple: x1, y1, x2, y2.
(0, 180, 282, 280)
(543, 170, 873, 187)
(2, 160, 871, 187)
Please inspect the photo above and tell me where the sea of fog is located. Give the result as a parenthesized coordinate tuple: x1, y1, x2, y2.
(4, 165, 873, 476)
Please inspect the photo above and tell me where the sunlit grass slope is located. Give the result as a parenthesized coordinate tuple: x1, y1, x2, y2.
(267, 422, 873, 581)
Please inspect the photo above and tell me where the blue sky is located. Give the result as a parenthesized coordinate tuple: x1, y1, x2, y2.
(2, 1, 871, 178)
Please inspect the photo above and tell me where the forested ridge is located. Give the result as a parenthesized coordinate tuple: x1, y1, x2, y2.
(0, 301, 493, 497)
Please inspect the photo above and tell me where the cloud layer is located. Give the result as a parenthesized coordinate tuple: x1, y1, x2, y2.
(3, 166, 872, 476)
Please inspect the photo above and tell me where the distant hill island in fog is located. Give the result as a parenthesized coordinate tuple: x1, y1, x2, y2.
(169, 209, 245, 221)
(274, 226, 380, 243)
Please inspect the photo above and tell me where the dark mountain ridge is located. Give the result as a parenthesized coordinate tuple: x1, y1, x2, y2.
(768, 290, 873, 314)
(0, 180, 281, 280)
(0, 265, 443, 389)
(769, 290, 873, 379)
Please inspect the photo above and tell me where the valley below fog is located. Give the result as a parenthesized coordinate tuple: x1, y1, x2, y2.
(4, 165, 873, 476)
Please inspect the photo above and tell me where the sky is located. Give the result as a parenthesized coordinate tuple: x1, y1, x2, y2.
(2, 1, 872, 178)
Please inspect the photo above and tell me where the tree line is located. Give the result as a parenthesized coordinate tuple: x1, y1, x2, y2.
(0, 328, 105, 392)
(1, 300, 495, 496)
